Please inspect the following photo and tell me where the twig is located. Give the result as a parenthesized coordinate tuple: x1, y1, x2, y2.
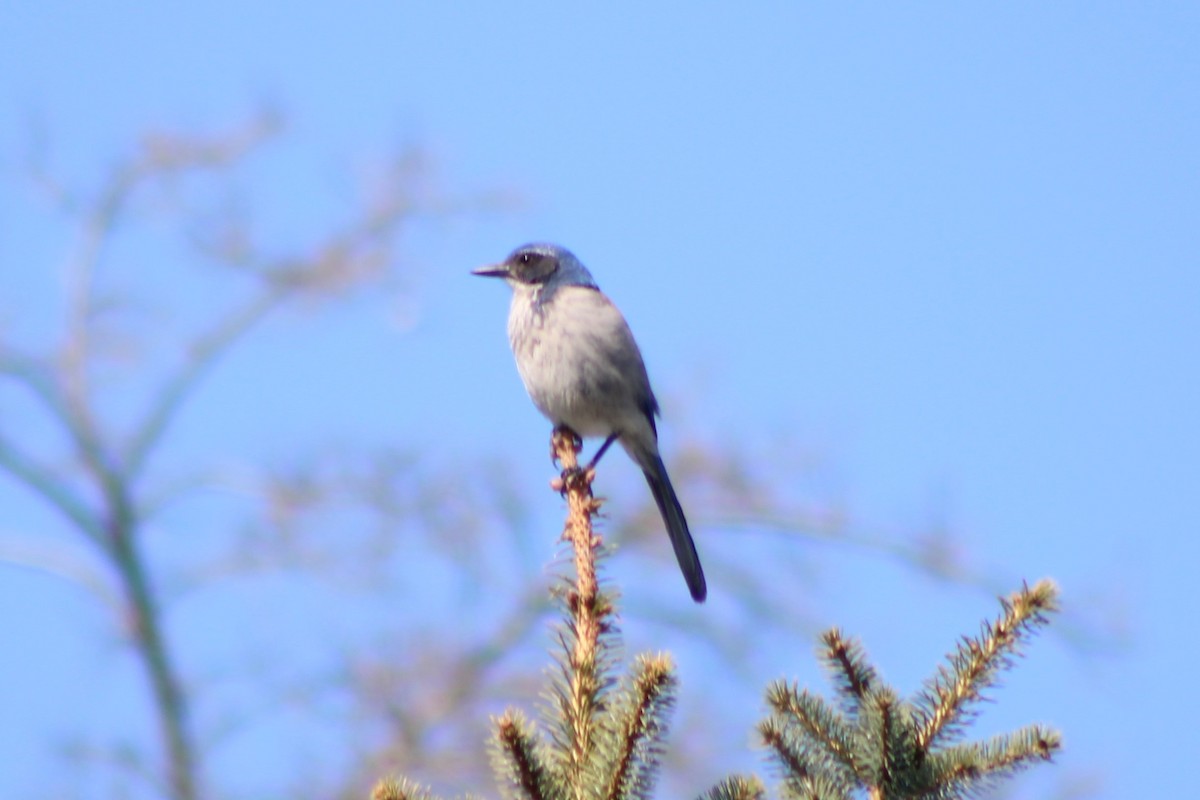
(553, 428, 606, 793)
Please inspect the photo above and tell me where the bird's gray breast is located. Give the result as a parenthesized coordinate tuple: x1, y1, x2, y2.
(506, 284, 655, 437)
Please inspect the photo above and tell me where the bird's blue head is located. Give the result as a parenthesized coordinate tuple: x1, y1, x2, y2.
(471, 242, 598, 289)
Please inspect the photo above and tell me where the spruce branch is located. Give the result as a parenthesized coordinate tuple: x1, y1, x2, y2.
(479, 427, 681, 800)
(764, 682, 860, 785)
(547, 427, 616, 789)
(915, 579, 1059, 751)
(819, 629, 877, 715)
(371, 776, 438, 800)
(492, 712, 559, 800)
(759, 717, 854, 799)
(856, 688, 920, 797)
(601, 654, 678, 800)
(698, 776, 768, 800)
(760, 580, 1062, 799)
(759, 715, 810, 783)
(785, 774, 853, 800)
(926, 724, 1063, 799)
(369, 776, 485, 800)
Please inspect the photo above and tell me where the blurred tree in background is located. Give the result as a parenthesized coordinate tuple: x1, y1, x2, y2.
(0, 114, 1099, 800)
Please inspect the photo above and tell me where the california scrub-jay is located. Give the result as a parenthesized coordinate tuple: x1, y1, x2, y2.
(473, 243, 706, 602)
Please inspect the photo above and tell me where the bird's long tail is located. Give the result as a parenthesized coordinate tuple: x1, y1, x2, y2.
(642, 455, 707, 602)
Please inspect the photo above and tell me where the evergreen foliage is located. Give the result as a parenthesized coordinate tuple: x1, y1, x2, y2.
(487, 430, 681, 800)
(759, 584, 1061, 799)
(371, 434, 1062, 800)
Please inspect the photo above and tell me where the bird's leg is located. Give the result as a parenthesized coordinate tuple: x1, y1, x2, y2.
(586, 433, 620, 472)
(556, 432, 620, 495)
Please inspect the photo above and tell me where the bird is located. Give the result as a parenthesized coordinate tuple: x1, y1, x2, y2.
(472, 242, 706, 602)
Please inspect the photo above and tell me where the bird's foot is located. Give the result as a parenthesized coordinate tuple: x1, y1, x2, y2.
(550, 425, 582, 466)
(551, 465, 594, 495)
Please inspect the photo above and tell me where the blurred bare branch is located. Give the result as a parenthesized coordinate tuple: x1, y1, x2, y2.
(0, 533, 118, 608)
(1, 110, 476, 800)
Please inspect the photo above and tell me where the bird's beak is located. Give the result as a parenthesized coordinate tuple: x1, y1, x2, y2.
(471, 262, 509, 278)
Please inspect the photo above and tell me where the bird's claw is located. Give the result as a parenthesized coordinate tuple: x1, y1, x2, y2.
(554, 465, 593, 495)
(550, 425, 583, 466)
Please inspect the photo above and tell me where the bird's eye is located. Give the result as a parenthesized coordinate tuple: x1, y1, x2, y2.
(519, 253, 533, 265)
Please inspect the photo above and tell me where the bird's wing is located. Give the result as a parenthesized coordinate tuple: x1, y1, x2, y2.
(568, 286, 661, 425)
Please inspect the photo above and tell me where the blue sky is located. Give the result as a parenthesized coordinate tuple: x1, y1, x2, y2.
(1, 3, 1197, 798)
